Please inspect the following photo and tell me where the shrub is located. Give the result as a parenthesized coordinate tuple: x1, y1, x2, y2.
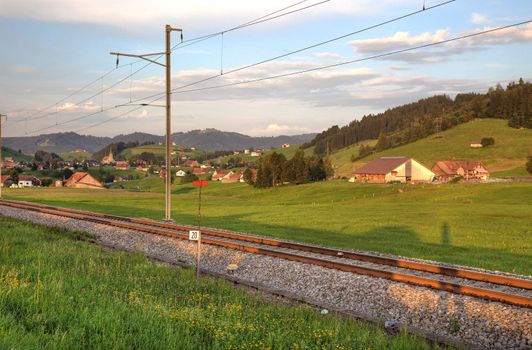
(480, 137, 495, 147)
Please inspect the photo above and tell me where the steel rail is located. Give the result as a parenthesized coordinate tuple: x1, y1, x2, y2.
(1, 199, 530, 290)
(1, 200, 531, 308)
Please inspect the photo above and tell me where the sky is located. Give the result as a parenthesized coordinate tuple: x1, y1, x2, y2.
(1, 0, 531, 138)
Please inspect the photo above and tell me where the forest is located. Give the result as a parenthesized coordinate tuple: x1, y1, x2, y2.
(306, 79, 531, 156)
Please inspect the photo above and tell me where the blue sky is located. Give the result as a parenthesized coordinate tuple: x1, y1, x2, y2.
(1, 0, 531, 137)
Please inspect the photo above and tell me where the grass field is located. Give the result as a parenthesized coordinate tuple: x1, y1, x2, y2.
(331, 119, 532, 177)
(121, 144, 204, 160)
(4, 180, 531, 276)
(58, 150, 93, 161)
(0, 216, 440, 349)
(1, 147, 33, 162)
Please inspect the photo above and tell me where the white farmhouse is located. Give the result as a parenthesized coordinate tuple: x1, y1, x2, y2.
(352, 157, 435, 184)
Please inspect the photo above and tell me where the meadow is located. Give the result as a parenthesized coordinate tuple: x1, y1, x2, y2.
(0, 216, 441, 349)
(331, 119, 532, 177)
(4, 179, 531, 276)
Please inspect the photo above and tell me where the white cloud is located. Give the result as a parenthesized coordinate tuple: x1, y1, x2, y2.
(471, 12, 487, 24)
(312, 52, 343, 59)
(245, 123, 311, 136)
(348, 22, 532, 63)
(0, 0, 421, 32)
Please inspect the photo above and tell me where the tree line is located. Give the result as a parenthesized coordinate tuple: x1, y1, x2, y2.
(253, 150, 333, 188)
(305, 79, 531, 156)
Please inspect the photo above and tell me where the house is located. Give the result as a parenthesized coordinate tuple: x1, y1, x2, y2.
(136, 166, 144, 171)
(184, 160, 200, 167)
(1, 175, 14, 188)
(250, 150, 262, 157)
(244, 149, 250, 155)
(212, 169, 232, 181)
(192, 167, 209, 175)
(18, 175, 42, 187)
(64, 172, 104, 189)
(54, 180, 63, 187)
(221, 172, 243, 184)
(175, 170, 186, 177)
(282, 144, 290, 148)
(115, 161, 130, 170)
(470, 142, 483, 148)
(352, 157, 434, 184)
(1, 157, 16, 169)
(431, 161, 490, 181)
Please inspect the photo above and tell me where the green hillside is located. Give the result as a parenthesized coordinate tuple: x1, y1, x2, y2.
(332, 119, 532, 177)
(121, 144, 204, 160)
(1, 146, 32, 162)
(59, 150, 93, 161)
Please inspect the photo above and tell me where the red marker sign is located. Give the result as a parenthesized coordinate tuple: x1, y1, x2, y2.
(193, 180, 209, 187)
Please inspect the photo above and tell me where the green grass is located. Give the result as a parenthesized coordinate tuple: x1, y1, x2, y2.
(1, 147, 33, 162)
(328, 140, 378, 177)
(58, 151, 93, 161)
(121, 144, 204, 160)
(4, 180, 531, 275)
(331, 119, 532, 177)
(0, 216, 441, 350)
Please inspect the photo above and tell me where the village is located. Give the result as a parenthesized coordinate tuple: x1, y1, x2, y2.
(1, 140, 493, 190)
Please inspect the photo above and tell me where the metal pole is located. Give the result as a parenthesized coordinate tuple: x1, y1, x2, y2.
(110, 26, 181, 221)
(196, 184, 202, 278)
(165, 25, 172, 221)
(0, 114, 6, 198)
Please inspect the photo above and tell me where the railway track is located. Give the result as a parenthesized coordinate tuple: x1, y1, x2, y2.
(1, 198, 531, 308)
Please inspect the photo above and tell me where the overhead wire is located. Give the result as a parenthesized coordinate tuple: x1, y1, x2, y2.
(127, 0, 456, 105)
(8, 0, 324, 129)
(75, 19, 532, 132)
(36, 0, 458, 133)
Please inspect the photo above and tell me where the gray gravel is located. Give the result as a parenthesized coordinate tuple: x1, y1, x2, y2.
(1, 206, 531, 350)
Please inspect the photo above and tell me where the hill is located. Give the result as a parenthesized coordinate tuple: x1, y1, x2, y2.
(306, 79, 531, 156)
(170, 128, 316, 151)
(4, 129, 316, 154)
(59, 150, 93, 161)
(332, 119, 532, 177)
(1, 146, 33, 162)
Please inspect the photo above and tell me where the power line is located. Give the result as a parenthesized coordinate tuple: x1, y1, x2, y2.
(79, 19, 531, 133)
(21, 0, 458, 135)
(168, 19, 532, 96)
(128, 0, 456, 105)
(8, 0, 328, 128)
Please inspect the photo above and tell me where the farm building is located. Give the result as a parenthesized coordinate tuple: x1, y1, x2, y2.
(115, 161, 130, 170)
(1, 157, 16, 169)
(352, 157, 435, 184)
(64, 172, 104, 189)
(184, 160, 200, 167)
(431, 161, 490, 181)
(1, 175, 15, 188)
(192, 167, 209, 175)
(18, 175, 42, 187)
(221, 172, 243, 184)
(212, 169, 232, 181)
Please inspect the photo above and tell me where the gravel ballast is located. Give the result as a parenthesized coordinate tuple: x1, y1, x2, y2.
(1, 206, 530, 350)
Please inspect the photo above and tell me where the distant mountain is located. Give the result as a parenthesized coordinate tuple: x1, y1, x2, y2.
(3, 129, 316, 155)
(3, 132, 112, 155)
(170, 129, 316, 151)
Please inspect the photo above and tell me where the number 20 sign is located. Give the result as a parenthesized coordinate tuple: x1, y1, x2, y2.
(189, 230, 200, 241)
